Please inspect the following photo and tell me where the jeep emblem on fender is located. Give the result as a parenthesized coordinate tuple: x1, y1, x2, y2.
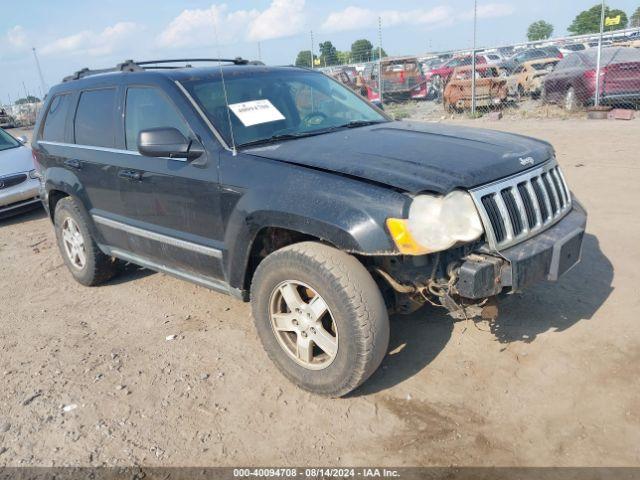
(519, 156, 535, 166)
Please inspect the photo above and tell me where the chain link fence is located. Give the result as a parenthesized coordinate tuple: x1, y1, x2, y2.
(288, 2, 640, 121)
(0, 101, 42, 129)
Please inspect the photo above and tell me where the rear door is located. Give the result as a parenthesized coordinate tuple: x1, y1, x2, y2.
(111, 84, 225, 281)
(69, 87, 133, 250)
(38, 88, 131, 250)
(603, 59, 640, 96)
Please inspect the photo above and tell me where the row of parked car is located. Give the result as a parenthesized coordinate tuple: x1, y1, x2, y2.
(325, 35, 640, 113)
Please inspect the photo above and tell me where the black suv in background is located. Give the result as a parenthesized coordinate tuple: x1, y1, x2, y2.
(33, 59, 587, 397)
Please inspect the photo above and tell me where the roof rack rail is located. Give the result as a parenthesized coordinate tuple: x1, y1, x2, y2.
(62, 57, 255, 82)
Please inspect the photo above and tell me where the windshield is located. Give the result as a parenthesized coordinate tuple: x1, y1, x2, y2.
(182, 69, 388, 148)
(0, 128, 20, 152)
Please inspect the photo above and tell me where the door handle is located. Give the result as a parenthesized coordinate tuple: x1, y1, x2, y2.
(64, 159, 82, 170)
(118, 169, 144, 182)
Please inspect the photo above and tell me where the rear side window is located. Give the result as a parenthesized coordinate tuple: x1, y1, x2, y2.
(74, 89, 116, 148)
(124, 87, 191, 151)
(42, 94, 72, 142)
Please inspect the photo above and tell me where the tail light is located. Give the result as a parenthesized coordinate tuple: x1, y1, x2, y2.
(584, 66, 607, 80)
(557, 52, 564, 59)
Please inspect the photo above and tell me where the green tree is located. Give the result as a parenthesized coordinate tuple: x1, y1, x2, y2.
(371, 47, 388, 61)
(568, 4, 628, 35)
(527, 20, 554, 41)
(15, 95, 40, 105)
(630, 6, 640, 28)
(336, 51, 351, 65)
(294, 50, 316, 68)
(350, 39, 373, 62)
(319, 41, 339, 66)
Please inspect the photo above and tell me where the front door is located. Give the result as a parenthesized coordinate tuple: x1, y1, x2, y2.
(107, 85, 225, 281)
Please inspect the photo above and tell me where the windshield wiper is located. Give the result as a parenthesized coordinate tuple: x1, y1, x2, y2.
(239, 121, 387, 148)
(339, 120, 387, 128)
(239, 132, 310, 148)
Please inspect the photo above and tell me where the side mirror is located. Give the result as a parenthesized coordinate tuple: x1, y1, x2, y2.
(138, 128, 203, 161)
(16, 136, 28, 145)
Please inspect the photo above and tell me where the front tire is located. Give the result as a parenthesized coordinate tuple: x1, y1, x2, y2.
(251, 242, 389, 397)
(54, 197, 119, 286)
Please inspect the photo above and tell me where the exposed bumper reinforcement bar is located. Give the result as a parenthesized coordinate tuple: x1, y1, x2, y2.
(456, 201, 587, 299)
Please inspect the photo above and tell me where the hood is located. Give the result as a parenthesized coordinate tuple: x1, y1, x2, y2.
(243, 121, 554, 193)
(0, 145, 34, 177)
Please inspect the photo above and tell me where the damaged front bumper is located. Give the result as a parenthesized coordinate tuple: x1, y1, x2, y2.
(455, 201, 587, 299)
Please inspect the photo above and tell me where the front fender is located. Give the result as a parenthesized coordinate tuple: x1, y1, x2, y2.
(220, 163, 410, 290)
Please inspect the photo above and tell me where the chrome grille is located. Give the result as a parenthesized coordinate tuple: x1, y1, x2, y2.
(470, 160, 572, 250)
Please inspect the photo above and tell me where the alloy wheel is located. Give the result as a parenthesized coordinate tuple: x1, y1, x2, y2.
(61, 217, 87, 270)
(269, 280, 338, 370)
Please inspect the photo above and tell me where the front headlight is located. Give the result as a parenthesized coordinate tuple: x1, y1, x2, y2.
(387, 190, 484, 255)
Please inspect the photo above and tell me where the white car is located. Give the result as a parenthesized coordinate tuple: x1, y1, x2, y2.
(0, 129, 40, 219)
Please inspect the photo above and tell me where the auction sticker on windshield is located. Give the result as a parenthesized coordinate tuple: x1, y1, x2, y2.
(229, 99, 285, 127)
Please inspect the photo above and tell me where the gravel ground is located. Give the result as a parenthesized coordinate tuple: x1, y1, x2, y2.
(1, 117, 639, 467)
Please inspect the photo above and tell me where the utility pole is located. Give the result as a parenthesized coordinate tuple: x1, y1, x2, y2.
(471, 0, 478, 116)
(378, 16, 383, 105)
(22, 81, 29, 100)
(595, 0, 605, 107)
(32, 47, 47, 96)
(310, 30, 315, 69)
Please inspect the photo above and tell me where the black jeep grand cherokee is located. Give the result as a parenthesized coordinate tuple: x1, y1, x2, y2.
(33, 59, 586, 397)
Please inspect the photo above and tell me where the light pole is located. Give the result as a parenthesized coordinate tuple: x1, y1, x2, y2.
(471, 0, 478, 116)
(32, 47, 47, 96)
(378, 16, 383, 105)
(594, 0, 605, 107)
(310, 30, 315, 69)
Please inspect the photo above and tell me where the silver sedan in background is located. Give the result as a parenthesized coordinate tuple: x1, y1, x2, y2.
(0, 128, 41, 219)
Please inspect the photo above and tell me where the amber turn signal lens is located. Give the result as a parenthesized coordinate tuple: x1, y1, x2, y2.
(386, 218, 429, 255)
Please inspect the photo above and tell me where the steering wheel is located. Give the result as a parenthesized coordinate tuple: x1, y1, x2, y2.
(302, 111, 328, 127)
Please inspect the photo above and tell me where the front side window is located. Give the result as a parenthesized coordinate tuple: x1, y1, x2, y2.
(125, 87, 191, 151)
(42, 94, 72, 142)
(0, 128, 20, 152)
(74, 89, 117, 148)
(182, 70, 388, 148)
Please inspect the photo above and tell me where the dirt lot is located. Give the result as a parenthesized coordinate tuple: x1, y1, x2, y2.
(1, 117, 639, 467)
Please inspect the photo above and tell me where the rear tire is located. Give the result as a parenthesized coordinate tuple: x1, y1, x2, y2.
(54, 197, 119, 286)
(251, 242, 389, 397)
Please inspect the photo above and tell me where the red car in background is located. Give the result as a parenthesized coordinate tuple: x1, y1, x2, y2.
(542, 47, 640, 111)
(425, 54, 488, 85)
(424, 54, 489, 101)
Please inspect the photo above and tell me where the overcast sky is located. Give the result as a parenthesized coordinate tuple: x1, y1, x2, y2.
(1, 0, 639, 102)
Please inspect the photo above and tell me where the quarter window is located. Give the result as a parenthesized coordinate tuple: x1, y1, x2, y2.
(42, 94, 72, 142)
(74, 89, 117, 148)
(125, 87, 191, 151)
